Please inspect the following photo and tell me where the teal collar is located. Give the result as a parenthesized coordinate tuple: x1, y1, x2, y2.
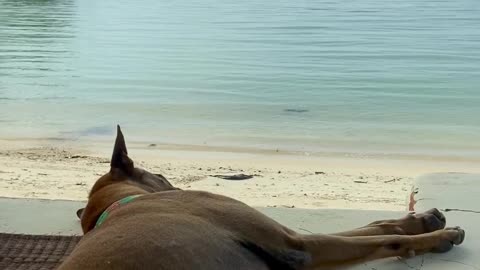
(95, 195, 142, 228)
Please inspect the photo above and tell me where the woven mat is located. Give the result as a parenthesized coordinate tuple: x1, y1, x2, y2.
(0, 233, 81, 270)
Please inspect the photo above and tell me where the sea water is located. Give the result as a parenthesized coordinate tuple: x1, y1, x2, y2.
(1, 0, 480, 158)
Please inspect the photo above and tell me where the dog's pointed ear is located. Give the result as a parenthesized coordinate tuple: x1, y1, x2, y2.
(111, 125, 134, 175)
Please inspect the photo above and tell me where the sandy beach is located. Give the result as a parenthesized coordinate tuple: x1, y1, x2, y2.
(1, 138, 479, 211)
(1, 0, 480, 214)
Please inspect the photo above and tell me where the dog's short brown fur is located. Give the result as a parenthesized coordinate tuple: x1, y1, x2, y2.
(59, 126, 465, 270)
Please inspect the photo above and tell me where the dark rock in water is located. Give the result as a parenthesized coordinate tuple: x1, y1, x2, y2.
(315, 171, 326, 175)
(284, 109, 309, 113)
(211, 174, 254, 181)
(149, 144, 157, 147)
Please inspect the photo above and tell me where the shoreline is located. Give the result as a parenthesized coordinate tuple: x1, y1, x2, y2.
(3, 135, 480, 164)
(1, 138, 479, 211)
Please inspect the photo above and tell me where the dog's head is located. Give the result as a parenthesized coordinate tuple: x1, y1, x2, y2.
(76, 126, 176, 225)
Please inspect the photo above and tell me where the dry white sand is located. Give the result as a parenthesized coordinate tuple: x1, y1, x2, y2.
(1, 138, 479, 211)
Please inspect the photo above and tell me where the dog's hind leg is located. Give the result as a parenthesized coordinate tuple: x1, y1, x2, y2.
(294, 226, 465, 269)
(332, 208, 446, 237)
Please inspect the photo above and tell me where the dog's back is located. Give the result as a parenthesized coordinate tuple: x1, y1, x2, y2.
(60, 191, 309, 270)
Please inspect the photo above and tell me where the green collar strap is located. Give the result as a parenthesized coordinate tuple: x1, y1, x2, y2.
(95, 195, 142, 228)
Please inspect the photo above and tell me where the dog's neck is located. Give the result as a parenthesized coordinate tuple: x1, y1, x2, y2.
(81, 183, 148, 233)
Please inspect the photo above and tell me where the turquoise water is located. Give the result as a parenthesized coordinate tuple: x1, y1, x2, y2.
(1, 0, 480, 157)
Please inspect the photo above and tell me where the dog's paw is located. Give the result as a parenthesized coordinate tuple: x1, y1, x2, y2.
(399, 208, 446, 235)
(432, 226, 466, 253)
(421, 208, 447, 232)
(447, 226, 466, 245)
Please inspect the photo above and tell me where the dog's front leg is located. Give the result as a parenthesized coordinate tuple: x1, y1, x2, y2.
(294, 227, 465, 269)
(332, 208, 446, 237)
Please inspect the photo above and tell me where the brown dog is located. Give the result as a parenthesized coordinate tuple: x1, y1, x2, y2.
(58, 126, 465, 270)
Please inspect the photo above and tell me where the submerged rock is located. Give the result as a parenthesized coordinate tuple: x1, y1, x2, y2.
(284, 109, 309, 113)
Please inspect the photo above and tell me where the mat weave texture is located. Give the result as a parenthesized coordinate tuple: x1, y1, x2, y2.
(0, 233, 81, 270)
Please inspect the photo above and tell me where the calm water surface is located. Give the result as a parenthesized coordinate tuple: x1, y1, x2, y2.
(1, 0, 480, 157)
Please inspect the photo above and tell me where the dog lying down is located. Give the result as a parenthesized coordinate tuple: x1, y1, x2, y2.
(59, 126, 465, 270)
